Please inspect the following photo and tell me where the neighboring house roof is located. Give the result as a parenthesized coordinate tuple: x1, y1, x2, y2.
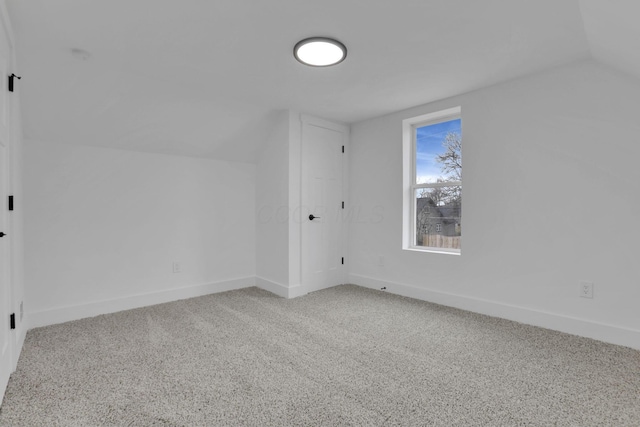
(416, 198, 460, 225)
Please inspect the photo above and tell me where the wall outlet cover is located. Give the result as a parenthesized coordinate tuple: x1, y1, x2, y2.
(173, 262, 182, 273)
(580, 281, 594, 298)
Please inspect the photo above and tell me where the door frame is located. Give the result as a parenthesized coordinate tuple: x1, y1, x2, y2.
(0, 138, 11, 407)
(0, 1, 22, 406)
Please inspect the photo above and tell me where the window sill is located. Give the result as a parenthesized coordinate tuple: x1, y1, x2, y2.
(403, 247, 461, 256)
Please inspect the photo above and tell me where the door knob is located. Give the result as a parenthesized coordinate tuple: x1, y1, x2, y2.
(308, 214, 320, 221)
(0, 232, 6, 237)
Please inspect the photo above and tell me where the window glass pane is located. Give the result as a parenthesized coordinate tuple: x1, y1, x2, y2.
(416, 118, 462, 184)
(415, 186, 461, 249)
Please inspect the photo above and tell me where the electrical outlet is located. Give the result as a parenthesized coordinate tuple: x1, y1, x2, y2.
(378, 255, 385, 267)
(580, 281, 594, 298)
(172, 262, 182, 273)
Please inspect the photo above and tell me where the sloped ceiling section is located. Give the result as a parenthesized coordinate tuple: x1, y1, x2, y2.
(8, 0, 591, 162)
(580, 0, 640, 80)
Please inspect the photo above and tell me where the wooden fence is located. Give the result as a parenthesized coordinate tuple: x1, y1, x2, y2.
(422, 234, 461, 249)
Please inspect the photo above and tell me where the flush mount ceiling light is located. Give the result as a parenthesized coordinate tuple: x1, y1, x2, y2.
(294, 37, 347, 67)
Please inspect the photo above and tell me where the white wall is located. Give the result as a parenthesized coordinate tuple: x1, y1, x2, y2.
(256, 111, 290, 287)
(24, 140, 256, 327)
(348, 59, 640, 349)
(255, 110, 305, 298)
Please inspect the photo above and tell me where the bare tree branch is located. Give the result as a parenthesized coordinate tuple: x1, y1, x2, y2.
(436, 132, 462, 181)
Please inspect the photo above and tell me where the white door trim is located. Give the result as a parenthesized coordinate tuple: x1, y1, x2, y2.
(300, 114, 350, 134)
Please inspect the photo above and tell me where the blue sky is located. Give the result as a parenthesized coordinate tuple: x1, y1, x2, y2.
(416, 118, 461, 183)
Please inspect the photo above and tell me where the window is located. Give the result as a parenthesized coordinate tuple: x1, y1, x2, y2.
(402, 107, 462, 254)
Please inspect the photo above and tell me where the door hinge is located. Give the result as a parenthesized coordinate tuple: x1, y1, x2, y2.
(341, 257, 344, 265)
(10, 313, 15, 330)
(342, 201, 344, 209)
(342, 145, 344, 153)
(8, 74, 21, 92)
(8, 195, 14, 211)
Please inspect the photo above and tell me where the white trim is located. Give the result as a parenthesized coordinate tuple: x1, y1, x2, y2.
(349, 274, 640, 350)
(288, 111, 303, 290)
(11, 323, 25, 371)
(256, 276, 289, 298)
(28, 277, 255, 329)
(402, 116, 412, 248)
(300, 114, 350, 134)
(415, 180, 462, 189)
(404, 247, 461, 256)
(402, 106, 462, 128)
(341, 122, 350, 290)
(256, 276, 307, 299)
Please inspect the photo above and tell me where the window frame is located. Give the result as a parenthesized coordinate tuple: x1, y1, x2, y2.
(402, 106, 462, 255)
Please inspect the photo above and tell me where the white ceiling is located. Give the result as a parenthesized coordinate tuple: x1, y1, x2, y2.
(6, 0, 636, 163)
(579, 0, 640, 79)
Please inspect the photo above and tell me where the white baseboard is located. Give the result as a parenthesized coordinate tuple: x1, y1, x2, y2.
(255, 277, 306, 299)
(28, 276, 255, 329)
(256, 276, 289, 298)
(349, 274, 640, 350)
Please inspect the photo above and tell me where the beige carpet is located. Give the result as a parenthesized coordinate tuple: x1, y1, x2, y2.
(0, 285, 638, 426)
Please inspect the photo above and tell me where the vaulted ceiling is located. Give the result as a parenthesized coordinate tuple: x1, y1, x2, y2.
(6, 0, 640, 162)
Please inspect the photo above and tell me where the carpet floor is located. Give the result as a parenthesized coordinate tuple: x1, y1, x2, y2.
(0, 285, 638, 426)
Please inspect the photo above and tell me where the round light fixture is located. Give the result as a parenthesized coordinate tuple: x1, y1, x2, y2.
(294, 37, 347, 67)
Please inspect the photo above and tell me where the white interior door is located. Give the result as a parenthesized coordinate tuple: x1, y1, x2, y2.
(0, 15, 13, 404)
(301, 117, 347, 293)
